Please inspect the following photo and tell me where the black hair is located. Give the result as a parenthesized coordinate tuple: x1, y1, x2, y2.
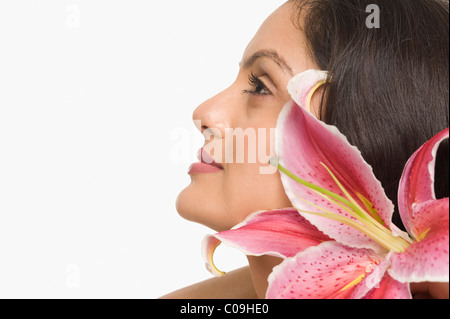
(290, 0, 449, 227)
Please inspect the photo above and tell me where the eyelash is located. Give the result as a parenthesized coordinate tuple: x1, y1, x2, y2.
(242, 72, 271, 96)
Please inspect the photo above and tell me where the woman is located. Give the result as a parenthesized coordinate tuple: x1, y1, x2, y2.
(163, 0, 449, 299)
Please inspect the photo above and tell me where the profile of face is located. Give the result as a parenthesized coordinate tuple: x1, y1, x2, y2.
(176, 2, 318, 232)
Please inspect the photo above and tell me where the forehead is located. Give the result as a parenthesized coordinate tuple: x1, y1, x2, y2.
(242, 3, 315, 75)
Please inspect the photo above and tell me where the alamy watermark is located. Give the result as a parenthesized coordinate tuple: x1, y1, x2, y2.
(170, 120, 279, 175)
(366, 4, 380, 29)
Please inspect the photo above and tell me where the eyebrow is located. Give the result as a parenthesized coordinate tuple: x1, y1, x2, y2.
(240, 49, 294, 76)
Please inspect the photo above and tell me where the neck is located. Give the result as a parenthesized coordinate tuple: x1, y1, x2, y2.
(247, 255, 283, 299)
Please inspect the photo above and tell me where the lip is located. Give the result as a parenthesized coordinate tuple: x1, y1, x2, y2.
(198, 148, 224, 168)
(188, 162, 223, 174)
(188, 148, 224, 175)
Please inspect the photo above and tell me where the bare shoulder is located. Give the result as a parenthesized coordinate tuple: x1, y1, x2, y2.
(159, 266, 258, 299)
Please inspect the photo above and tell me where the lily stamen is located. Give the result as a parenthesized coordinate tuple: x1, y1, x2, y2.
(271, 158, 412, 253)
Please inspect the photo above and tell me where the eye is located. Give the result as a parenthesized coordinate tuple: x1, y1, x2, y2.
(242, 72, 271, 96)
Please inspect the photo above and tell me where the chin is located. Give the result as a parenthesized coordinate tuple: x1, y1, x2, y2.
(175, 183, 229, 232)
(175, 185, 197, 222)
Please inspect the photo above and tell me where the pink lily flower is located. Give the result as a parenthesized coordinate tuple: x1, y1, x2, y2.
(202, 69, 449, 299)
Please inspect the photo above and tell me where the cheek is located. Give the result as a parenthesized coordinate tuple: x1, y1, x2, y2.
(222, 164, 292, 226)
(176, 114, 290, 231)
(219, 125, 291, 226)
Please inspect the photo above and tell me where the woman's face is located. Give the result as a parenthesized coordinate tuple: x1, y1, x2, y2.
(176, 2, 318, 232)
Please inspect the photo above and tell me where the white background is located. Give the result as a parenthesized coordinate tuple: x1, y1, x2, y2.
(0, 0, 286, 298)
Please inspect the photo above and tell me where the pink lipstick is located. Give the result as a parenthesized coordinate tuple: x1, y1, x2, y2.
(188, 148, 224, 175)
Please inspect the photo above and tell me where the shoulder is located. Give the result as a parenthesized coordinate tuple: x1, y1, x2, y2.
(159, 266, 258, 299)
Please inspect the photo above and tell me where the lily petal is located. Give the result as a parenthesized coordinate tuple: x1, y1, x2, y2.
(202, 208, 331, 276)
(362, 273, 412, 299)
(287, 69, 328, 114)
(202, 235, 224, 276)
(389, 198, 449, 283)
(398, 128, 449, 239)
(350, 251, 411, 299)
(266, 241, 381, 299)
(350, 251, 393, 299)
(277, 69, 394, 253)
(410, 198, 449, 244)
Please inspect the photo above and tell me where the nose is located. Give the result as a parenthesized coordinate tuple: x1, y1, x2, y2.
(192, 87, 234, 139)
